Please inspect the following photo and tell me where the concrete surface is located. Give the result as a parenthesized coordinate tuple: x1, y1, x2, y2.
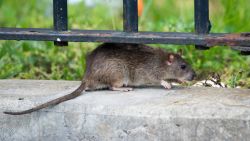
(0, 79, 250, 141)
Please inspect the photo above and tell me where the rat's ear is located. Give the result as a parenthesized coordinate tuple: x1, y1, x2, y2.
(166, 54, 175, 65)
(177, 49, 183, 56)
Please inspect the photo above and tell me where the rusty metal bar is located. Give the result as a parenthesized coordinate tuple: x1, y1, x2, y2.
(53, 0, 68, 46)
(0, 28, 250, 51)
(194, 0, 211, 50)
(123, 0, 138, 32)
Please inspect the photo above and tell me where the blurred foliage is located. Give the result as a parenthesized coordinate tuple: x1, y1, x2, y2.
(0, 0, 249, 88)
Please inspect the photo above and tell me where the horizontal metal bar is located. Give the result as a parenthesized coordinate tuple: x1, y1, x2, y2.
(0, 28, 250, 48)
(194, 0, 211, 50)
(123, 0, 138, 32)
(53, 0, 68, 46)
(240, 51, 250, 55)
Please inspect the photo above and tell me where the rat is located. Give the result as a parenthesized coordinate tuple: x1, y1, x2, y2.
(4, 43, 196, 115)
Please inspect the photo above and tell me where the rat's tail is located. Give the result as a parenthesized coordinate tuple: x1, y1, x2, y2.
(3, 82, 86, 115)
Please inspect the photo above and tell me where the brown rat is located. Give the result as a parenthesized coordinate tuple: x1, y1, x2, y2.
(4, 43, 195, 115)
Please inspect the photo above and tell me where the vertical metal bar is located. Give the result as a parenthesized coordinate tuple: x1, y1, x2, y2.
(123, 0, 138, 32)
(194, 0, 211, 50)
(53, 0, 68, 46)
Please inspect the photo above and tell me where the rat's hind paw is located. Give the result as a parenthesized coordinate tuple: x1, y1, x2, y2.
(111, 87, 133, 92)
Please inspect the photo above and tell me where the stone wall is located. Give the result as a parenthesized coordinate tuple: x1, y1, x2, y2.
(0, 80, 250, 141)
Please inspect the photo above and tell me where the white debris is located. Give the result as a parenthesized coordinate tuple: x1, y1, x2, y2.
(193, 79, 227, 88)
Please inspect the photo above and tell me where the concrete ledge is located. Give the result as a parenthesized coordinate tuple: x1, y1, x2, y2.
(0, 80, 250, 141)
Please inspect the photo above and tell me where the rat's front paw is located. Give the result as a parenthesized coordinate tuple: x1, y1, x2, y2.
(161, 80, 171, 89)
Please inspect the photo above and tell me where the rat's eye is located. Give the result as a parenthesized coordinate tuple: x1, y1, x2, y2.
(180, 64, 186, 70)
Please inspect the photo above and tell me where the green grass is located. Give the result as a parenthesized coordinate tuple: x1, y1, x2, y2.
(0, 0, 249, 88)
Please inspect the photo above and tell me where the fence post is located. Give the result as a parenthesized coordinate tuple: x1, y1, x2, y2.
(194, 0, 211, 50)
(53, 0, 68, 46)
(123, 0, 138, 32)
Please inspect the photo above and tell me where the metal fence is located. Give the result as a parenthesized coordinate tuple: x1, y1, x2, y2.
(0, 0, 249, 55)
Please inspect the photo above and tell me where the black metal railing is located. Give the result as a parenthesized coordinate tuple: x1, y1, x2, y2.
(53, 0, 68, 46)
(0, 0, 249, 55)
(194, 0, 211, 50)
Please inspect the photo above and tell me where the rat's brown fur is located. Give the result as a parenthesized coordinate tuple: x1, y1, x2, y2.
(4, 43, 195, 115)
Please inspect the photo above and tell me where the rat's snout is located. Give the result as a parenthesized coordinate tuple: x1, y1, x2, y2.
(187, 70, 196, 81)
(191, 71, 196, 80)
